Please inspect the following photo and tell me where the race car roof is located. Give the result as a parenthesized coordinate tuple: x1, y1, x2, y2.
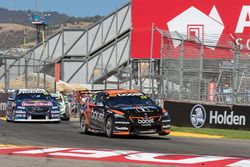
(105, 89, 143, 97)
(18, 89, 48, 94)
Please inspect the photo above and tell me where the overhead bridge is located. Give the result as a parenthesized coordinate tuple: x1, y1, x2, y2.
(1, 2, 131, 85)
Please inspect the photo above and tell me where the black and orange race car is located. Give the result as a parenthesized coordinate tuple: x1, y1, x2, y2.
(79, 89, 171, 137)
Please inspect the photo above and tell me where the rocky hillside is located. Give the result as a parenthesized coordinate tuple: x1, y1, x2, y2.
(0, 8, 102, 50)
(0, 23, 36, 49)
(0, 7, 102, 25)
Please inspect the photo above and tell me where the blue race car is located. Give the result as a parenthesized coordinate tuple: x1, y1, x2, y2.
(6, 89, 61, 122)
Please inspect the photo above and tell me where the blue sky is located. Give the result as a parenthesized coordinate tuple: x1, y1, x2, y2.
(0, 0, 129, 17)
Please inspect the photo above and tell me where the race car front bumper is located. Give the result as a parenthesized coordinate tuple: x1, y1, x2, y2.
(13, 108, 61, 122)
(113, 118, 171, 135)
(13, 117, 61, 122)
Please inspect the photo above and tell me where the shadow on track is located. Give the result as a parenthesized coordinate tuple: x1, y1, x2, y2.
(78, 132, 170, 140)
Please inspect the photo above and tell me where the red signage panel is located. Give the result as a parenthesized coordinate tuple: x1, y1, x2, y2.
(131, 0, 250, 59)
(55, 63, 60, 82)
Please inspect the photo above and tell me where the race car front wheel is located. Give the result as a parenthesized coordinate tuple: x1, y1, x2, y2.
(105, 117, 114, 138)
(6, 113, 11, 122)
(11, 110, 16, 123)
(80, 114, 88, 134)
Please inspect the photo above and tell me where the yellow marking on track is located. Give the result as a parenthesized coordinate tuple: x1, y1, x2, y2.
(0, 144, 36, 149)
(0, 117, 6, 121)
(0, 144, 22, 149)
(170, 131, 223, 138)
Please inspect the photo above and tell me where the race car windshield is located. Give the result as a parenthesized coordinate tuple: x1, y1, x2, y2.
(16, 93, 51, 101)
(107, 95, 155, 107)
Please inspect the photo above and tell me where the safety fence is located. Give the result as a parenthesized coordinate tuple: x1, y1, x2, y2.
(138, 30, 250, 105)
(0, 50, 56, 92)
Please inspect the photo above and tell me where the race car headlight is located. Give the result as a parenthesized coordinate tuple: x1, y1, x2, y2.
(114, 114, 125, 118)
(17, 106, 26, 110)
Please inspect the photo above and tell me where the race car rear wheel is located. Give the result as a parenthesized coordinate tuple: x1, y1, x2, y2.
(80, 114, 88, 134)
(105, 117, 114, 138)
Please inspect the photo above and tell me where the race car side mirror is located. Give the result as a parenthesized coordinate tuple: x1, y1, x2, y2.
(96, 101, 104, 107)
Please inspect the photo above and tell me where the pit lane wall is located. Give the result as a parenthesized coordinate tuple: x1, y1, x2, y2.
(164, 100, 250, 130)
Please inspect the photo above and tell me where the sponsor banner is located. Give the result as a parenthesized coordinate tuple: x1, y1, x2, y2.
(164, 100, 250, 130)
(0, 93, 11, 117)
(131, 0, 250, 59)
(0, 147, 249, 167)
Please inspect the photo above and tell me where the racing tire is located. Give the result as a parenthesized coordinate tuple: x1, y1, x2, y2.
(63, 106, 71, 121)
(11, 111, 16, 123)
(105, 117, 114, 138)
(6, 112, 11, 122)
(80, 114, 88, 134)
(6, 116, 11, 122)
(63, 116, 70, 121)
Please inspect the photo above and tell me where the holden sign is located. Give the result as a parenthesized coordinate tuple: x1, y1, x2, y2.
(165, 101, 249, 130)
(190, 104, 247, 128)
(190, 104, 206, 128)
(209, 111, 246, 126)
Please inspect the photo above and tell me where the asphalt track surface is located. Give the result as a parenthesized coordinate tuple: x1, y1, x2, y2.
(0, 119, 250, 167)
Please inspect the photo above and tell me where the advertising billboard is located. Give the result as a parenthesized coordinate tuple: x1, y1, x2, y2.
(131, 0, 250, 59)
(164, 100, 250, 130)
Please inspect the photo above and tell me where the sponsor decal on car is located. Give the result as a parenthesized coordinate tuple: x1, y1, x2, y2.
(21, 101, 53, 107)
(114, 126, 129, 131)
(137, 118, 154, 124)
(18, 89, 48, 94)
(117, 93, 144, 96)
(91, 109, 104, 123)
(114, 121, 130, 124)
(120, 106, 157, 111)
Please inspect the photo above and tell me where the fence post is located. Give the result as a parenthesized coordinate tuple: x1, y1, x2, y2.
(199, 42, 204, 101)
(44, 61, 46, 89)
(4, 58, 8, 91)
(25, 56, 28, 88)
(150, 23, 155, 99)
(233, 45, 240, 103)
(159, 33, 164, 99)
(37, 64, 40, 88)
